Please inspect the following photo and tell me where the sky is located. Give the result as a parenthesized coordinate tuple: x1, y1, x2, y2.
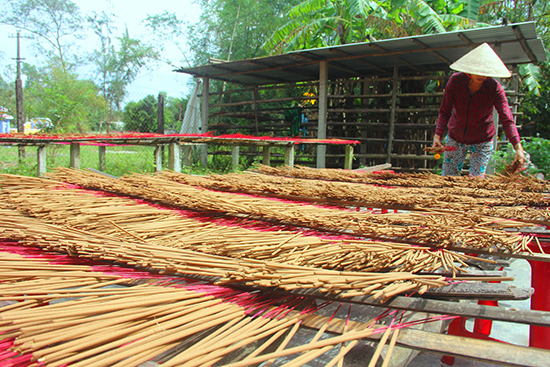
(0, 0, 202, 101)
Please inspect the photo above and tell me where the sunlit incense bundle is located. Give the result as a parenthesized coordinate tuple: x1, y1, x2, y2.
(1, 246, 405, 367)
(0, 205, 449, 300)
(38, 168, 532, 253)
(0, 175, 500, 276)
(251, 164, 550, 193)
(160, 170, 550, 209)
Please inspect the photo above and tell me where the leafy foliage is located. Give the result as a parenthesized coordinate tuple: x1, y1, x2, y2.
(187, 0, 301, 66)
(520, 59, 550, 139)
(492, 137, 550, 178)
(264, 0, 484, 54)
(0, 0, 85, 71)
(26, 66, 107, 133)
(89, 12, 158, 114)
(123, 95, 158, 133)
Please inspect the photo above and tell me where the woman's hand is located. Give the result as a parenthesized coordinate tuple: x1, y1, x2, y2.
(433, 134, 444, 148)
(513, 143, 526, 167)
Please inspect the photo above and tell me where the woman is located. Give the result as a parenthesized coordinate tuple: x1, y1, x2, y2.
(433, 42, 525, 177)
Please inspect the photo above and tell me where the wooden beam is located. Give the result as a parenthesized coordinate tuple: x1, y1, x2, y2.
(69, 142, 80, 169)
(390, 326, 550, 367)
(512, 25, 539, 63)
(287, 288, 550, 327)
(387, 57, 399, 163)
(411, 38, 452, 64)
(262, 146, 271, 165)
(299, 312, 550, 367)
(182, 144, 193, 168)
(344, 145, 353, 169)
(457, 33, 475, 47)
(330, 48, 387, 73)
(98, 145, 106, 172)
(168, 142, 181, 173)
(231, 146, 240, 171)
(201, 77, 210, 167)
(284, 145, 295, 167)
(154, 145, 162, 172)
(317, 61, 328, 168)
(369, 43, 419, 71)
(37, 144, 47, 177)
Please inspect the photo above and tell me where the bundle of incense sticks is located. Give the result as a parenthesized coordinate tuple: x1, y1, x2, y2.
(250, 164, 550, 193)
(1, 174, 511, 278)
(160, 170, 550, 210)
(0, 204, 450, 300)
(3, 246, 409, 367)
(35, 168, 532, 253)
(159, 170, 550, 209)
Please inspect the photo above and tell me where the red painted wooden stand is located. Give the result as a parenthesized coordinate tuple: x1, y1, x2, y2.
(442, 238, 550, 365)
(527, 240, 550, 349)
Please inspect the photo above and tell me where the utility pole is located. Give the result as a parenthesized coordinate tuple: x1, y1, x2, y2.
(10, 31, 28, 161)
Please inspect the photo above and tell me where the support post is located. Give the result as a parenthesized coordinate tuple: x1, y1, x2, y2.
(387, 58, 399, 163)
(182, 144, 193, 168)
(231, 146, 240, 171)
(360, 78, 371, 167)
(157, 93, 165, 134)
(200, 77, 210, 166)
(37, 145, 47, 177)
(168, 142, 181, 173)
(69, 142, 80, 169)
(284, 145, 295, 167)
(317, 61, 328, 168)
(15, 32, 25, 162)
(99, 145, 106, 172)
(262, 146, 271, 166)
(344, 145, 354, 169)
(154, 145, 162, 172)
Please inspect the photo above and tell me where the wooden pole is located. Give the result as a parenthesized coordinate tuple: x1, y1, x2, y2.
(99, 145, 106, 172)
(284, 145, 295, 167)
(157, 93, 165, 134)
(262, 146, 271, 166)
(317, 61, 328, 168)
(70, 143, 81, 169)
(231, 146, 240, 171)
(387, 58, 399, 163)
(201, 77, 210, 167)
(37, 144, 47, 176)
(155, 145, 162, 172)
(344, 145, 354, 170)
(168, 142, 181, 173)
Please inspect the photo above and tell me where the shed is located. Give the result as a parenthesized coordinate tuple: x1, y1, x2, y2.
(176, 22, 547, 172)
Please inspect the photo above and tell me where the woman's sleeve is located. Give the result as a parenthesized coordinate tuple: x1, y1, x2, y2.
(494, 84, 520, 146)
(435, 76, 455, 136)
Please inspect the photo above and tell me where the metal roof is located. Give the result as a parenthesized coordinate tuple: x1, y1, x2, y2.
(176, 22, 547, 86)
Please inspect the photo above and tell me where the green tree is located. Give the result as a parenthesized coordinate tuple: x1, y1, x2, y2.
(88, 12, 158, 118)
(26, 66, 107, 133)
(0, 0, 85, 72)
(186, 0, 301, 66)
(164, 95, 189, 133)
(123, 95, 158, 133)
(143, 11, 193, 69)
(521, 60, 550, 139)
(264, 0, 482, 53)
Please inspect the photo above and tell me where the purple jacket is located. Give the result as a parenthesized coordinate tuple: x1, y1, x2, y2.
(435, 72, 520, 146)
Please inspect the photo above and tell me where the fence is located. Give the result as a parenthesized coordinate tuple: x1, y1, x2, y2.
(0, 134, 357, 178)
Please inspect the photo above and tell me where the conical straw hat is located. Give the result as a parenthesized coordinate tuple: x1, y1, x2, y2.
(450, 43, 511, 78)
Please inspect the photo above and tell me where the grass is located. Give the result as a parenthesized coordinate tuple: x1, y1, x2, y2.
(0, 144, 160, 177)
(0, 143, 268, 177)
(0, 143, 319, 177)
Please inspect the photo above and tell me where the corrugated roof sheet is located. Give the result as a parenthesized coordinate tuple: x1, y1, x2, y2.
(176, 22, 547, 86)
